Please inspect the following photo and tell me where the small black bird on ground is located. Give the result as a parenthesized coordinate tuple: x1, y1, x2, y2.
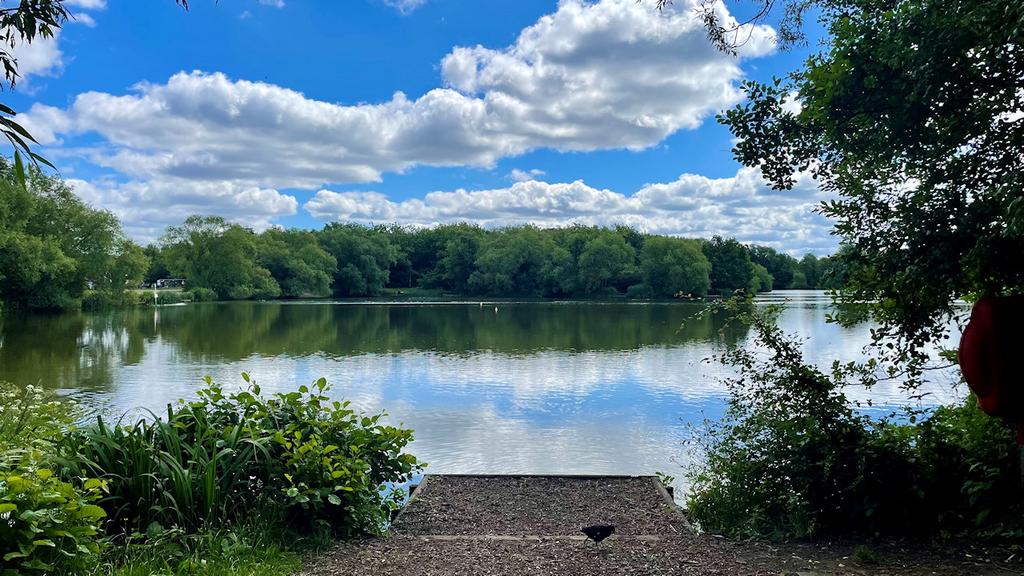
(581, 524, 615, 549)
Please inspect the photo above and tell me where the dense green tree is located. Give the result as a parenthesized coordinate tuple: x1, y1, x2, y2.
(38, 209, 839, 305)
(256, 229, 336, 298)
(577, 234, 637, 296)
(411, 224, 480, 292)
(0, 225, 78, 309)
(748, 245, 798, 289)
(615, 225, 645, 257)
(468, 226, 570, 297)
(0, 165, 146, 309)
(425, 225, 483, 293)
(718, 0, 1024, 368)
(162, 216, 279, 300)
(817, 247, 852, 290)
(797, 254, 822, 290)
(376, 225, 412, 288)
(702, 236, 754, 295)
(790, 271, 809, 290)
(638, 236, 711, 298)
(317, 224, 397, 297)
(751, 263, 774, 293)
(101, 240, 150, 294)
(143, 244, 170, 285)
(546, 225, 599, 295)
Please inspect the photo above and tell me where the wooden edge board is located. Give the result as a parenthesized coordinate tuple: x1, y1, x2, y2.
(650, 476, 694, 533)
(413, 535, 665, 542)
(390, 475, 430, 526)
(420, 473, 658, 480)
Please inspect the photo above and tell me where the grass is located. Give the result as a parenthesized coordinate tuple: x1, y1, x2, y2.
(88, 526, 310, 576)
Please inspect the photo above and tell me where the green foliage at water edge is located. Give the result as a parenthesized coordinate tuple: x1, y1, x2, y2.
(687, 300, 1023, 540)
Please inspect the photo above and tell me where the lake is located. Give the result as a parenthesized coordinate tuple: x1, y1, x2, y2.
(0, 290, 962, 491)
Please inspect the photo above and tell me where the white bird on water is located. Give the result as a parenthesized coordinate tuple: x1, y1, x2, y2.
(494, 306, 499, 314)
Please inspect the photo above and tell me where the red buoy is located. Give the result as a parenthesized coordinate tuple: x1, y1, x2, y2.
(959, 296, 1024, 439)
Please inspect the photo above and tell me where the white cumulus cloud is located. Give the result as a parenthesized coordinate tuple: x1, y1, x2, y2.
(25, 0, 775, 190)
(20, 0, 818, 250)
(305, 167, 836, 255)
(67, 178, 298, 242)
(9, 31, 64, 84)
(509, 168, 546, 182)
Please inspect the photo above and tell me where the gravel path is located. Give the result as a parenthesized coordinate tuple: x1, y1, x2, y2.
(298, 475, 1018, 576)
(393, 475, 684, 536)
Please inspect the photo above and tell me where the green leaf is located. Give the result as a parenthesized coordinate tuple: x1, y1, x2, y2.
(13, 150, 26, 190)
(79, 505, 107, 519)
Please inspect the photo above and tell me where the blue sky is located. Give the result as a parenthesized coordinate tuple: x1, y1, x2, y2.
(10, 0, 834, 254)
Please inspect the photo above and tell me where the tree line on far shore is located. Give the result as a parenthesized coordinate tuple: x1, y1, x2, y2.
(0, 163, 841, 311)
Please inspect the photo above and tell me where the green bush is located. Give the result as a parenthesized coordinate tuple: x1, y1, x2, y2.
(63, 375, 422, 537)
(686, 300, 1024, 540)
(135, 291, 186, 306)
(81, 290, 188, 310)
(81, 291, 143, 311)
(0, 379, 421, 574)
(913, 399, 1021, 537)
(626, 283, 653, 299)
(185, 287, 217, 302)
(0, 385, 107, 575)
(0, 385, 76, 449)
(0, 456, 108, 575)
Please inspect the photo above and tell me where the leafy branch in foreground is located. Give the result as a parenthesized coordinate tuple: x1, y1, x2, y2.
(0, 0, 190, 171)
(715, 0, 1024, 386)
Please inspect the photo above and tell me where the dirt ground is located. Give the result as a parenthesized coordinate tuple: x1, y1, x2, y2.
(298, 475, 1023, 576)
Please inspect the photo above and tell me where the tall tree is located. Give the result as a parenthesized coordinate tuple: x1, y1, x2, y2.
(468, 226, 570, 297)
(577, 234, 637, 296)
(424, 224, 485, 292)
(256, 228, 336, 298)
(703, 236, 754, 295)
(749, 245, 798, 289)
(639, 236, 711, 298)
(162, 216, 279, 300)
(0, 163, 145, 309)
(143, 244, 170, 284)
(317, 224, 397, 297)
(716, 0, 1024, 374)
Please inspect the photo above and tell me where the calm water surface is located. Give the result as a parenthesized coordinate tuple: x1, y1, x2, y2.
(0, 291, 962, 490)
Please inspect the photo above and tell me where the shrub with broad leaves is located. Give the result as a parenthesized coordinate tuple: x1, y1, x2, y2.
(0, 385, 106, 575)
